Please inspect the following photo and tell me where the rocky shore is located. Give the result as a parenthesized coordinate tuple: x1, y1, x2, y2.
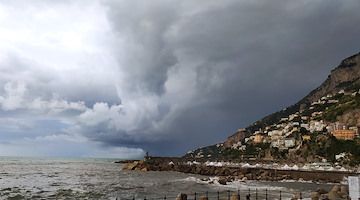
(119, 157, 356, 200)
(120, 157, 356, 184)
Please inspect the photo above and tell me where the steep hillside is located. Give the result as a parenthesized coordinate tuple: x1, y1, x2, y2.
(247, 52, 360, 133)
(185, 52, 360, 162)
(299, 53, 360, 107)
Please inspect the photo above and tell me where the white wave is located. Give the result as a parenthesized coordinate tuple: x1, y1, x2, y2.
(199, 177, 286, 191)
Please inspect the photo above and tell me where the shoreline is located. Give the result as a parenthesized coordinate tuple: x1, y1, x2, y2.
(120, 157, 357, 184)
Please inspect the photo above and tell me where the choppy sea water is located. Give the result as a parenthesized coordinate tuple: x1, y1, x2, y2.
(0, 157, 334, 200)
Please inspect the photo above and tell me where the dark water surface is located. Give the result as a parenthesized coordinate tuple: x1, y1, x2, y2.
(0, 157, 335, 199)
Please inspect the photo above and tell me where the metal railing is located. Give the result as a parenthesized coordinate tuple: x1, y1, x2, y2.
(115, 189, 301, 200)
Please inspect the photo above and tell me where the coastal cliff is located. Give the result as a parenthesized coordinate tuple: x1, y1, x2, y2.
(185, 52, 360, 165)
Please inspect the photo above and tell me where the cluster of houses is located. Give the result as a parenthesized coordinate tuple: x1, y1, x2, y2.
(231, 90, 360, 151)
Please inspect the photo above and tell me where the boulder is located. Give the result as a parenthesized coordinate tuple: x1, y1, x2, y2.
(331, 185, 340, 192)
(160, 164, 169, 170)
(328, 191, 341, 200)
(259, 173, 268, 181)
(339, 186, 348, 196)
(222, 168, 231, 176)
(122, 162, 139, 170)
(195, 167, 202, 174)
(214, 169, 221, 175)
(237, 174, 244, 180)
(294, 193, 302, 200)
(230, 194, 240, 200)
(199, 196, 208, 200)
(261, 170, 270, 177)
(320, 194, 330, 200)
(317, 188, 328, 195)
(176, 193, 187, 200)
(240, 177, 248, 182)
(311, 192, 320, 200)
(245, 173, 253, 180)
(226, 176, 234, 182)
(218, 177, 227, 185)
(141, 168, 148, 171)
(208, 167, 216, 175)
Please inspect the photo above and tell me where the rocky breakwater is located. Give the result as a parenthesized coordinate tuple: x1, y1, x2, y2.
(122, 160, 148, 171)
(310, 185, 349, 200)
(121, 158, 355, 184)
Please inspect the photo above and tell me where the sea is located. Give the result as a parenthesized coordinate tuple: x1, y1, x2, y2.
(0, 157, 337, 200)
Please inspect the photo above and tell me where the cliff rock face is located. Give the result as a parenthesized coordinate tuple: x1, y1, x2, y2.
(337, 108, 360, 125)
(224, 129, 250, 148)
(299, 52, 360, 108)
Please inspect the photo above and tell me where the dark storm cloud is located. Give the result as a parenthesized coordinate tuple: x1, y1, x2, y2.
(79, 0, 360, 156)
(2, 0, 357, 157)
(106, 0, 179, 95)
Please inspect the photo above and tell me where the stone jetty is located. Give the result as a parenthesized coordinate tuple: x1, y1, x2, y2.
(120, 157, 357, 184)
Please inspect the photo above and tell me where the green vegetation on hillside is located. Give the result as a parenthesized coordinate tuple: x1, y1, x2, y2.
(322, 95, 360, 122)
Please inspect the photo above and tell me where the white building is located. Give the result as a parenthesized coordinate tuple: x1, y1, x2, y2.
(301, 124, 310, 130)
(284, 138, 296, 148)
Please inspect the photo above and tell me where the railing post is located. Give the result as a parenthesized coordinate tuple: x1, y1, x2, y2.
(195, 192, 197, 200)
(217, 191, 220, 200)
(245, 189, 250, 200)
(265, 189, 268, 200)
(206, 191, 208, 198)
(279, 190, 282, 200)
(300, 192, 302, 200)
(228, 190, 231, 200)
(256, 188, 258, 200)
(164, 195, 167, 200)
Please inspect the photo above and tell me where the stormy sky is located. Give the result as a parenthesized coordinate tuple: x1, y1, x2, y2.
(0, 0, 360, 158)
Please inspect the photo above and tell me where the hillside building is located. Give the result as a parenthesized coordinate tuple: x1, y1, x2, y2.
(302, 135, 311, 140)
(334, 122, 348, 130)
(253, 134, 263, 143)
(301, 116, 309, 121)
(333, 129, 356, 140)
(284, 138, 296, 148)
(349, 126, 359, 136)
